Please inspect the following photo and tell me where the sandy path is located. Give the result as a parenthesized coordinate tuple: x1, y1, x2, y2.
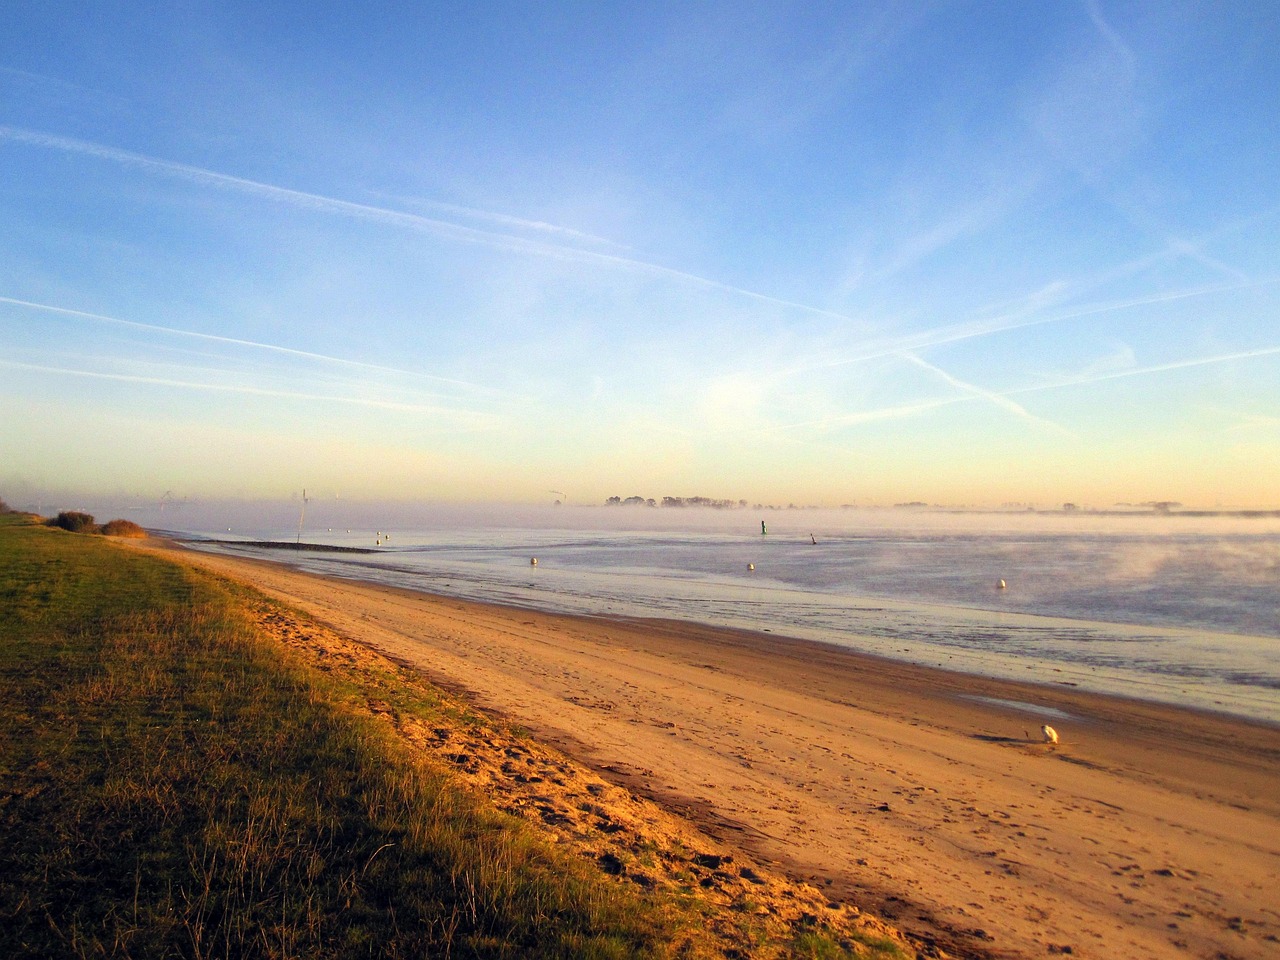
(163, 545, 1280, 960)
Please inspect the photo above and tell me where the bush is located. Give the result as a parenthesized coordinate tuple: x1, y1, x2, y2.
(50, 511, 97, 533)
(0, 497, 10, 514)
(100, 519, 147, 538)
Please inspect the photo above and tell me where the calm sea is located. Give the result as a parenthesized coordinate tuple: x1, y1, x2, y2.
(152, 504, 1279, 726)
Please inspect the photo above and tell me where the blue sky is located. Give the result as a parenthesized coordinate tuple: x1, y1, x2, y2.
(2, 1, 1278, 508)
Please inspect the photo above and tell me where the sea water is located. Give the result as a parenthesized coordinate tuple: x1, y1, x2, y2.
(152, 504, 1280, 725)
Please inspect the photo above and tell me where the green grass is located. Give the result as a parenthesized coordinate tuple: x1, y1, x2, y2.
(0, 516, 696, 959)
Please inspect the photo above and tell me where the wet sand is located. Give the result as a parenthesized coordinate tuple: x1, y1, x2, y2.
(156, 543, 1280, 959)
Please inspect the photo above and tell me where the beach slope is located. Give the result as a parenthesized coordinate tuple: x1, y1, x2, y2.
(158, 543, 1280, 960)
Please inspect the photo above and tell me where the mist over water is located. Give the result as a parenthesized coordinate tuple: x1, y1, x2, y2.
(120, 499, 1280, 725)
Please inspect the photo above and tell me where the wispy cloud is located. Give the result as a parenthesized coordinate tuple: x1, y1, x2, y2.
(1224, 411, 1280, 433)
(0, 125, 871, 328)
(866, 175, 1042, 285)
(0, 66, 131, 110)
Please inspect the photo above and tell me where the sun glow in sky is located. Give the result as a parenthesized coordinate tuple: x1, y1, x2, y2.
(2, 2, 1278, 508)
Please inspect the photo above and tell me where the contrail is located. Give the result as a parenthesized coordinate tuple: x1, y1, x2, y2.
(899, 351, 1074, 436)
(0, 294, 500, 397)
(0, 126, 538, 250)
(1006, 344, 1280, 396)
(374, 190, 624, 249)
(796, 279, 1278, 377)
(1083, 0, 1137, 74)
(775, 344, 1280, 433)
(11, 124, 1275, 398)
(775, 396, 961, 432)
(0, 125, 873, 327)
(0, 357, 503, 424)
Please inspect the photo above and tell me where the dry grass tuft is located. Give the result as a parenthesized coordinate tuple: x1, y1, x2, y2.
(100, 518, 147, 538)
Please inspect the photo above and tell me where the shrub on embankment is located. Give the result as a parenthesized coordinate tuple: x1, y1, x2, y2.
(0, 521, 688, 959)
(42, 511, 147, 537)
(48, 509, 98, 532)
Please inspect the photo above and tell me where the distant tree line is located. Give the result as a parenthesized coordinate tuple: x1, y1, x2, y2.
(604, 496, 751, 509)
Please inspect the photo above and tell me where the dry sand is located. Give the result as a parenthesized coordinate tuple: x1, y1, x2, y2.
(152, 543, 1280, 960)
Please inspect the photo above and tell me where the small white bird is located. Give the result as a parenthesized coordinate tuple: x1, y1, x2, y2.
(1042, 724, 1059, 745)
(530, 557, 538, 565)
(997, 579, 1007, 589)
(748, 563, 755, 571)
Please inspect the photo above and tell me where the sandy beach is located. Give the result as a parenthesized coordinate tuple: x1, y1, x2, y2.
(154, 543, 1280, 960)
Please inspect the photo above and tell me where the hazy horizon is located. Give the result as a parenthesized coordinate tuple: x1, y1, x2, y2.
(10, 490, 1280, 536)
(3, 3, 1277, 506)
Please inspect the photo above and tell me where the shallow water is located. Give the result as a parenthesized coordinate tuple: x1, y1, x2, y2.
(160, 505, 1280, 725)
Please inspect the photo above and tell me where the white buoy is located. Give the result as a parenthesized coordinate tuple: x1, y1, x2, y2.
(530, 557, 538, 565)
(997, 579, 1007, 589)
(748, 563, 755, 571)
(1042, 724, 1059, 745)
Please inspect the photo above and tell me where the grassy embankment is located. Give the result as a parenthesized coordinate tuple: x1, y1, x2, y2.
(0, 513, 692, 958)
(0, 515, 904, 959)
